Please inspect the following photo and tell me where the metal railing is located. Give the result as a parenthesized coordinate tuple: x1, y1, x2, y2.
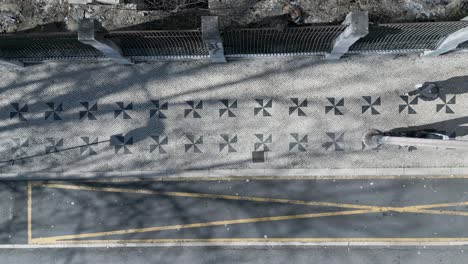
(223, 25, 346, 57)
(106, 30, 209, 60)
(349, 21, 468, 54)
(0, 33, 105, 62)
(1, 20, 468, 64)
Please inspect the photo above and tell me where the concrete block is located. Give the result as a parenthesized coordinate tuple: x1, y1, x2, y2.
(423, 25, 468, 57)
(375, 168, 404, 176)
(353, 168, 378, 176)
(78, 18, 133, 64)
(325, 11, 369, 60)
(450, 167, 468, 175)
(403, 167, 452, 176)
(209, 169, 234, 177)
(201, 16, 227, 63)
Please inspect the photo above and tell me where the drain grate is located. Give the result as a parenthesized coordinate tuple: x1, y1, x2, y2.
(349, 21, 468, 54)
(223, 26, 346, 57)
(1, 21, 468, 62)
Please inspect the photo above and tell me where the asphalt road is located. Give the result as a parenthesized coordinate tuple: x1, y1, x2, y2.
(28, 177, 468, 243)
(3, 176, 468, 262)
(4, 176, 468, 243)
(1, 246, 468, 264)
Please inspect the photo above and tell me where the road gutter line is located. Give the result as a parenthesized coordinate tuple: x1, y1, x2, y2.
(3, 167, 468, 180)
(3, 241, 468, 248)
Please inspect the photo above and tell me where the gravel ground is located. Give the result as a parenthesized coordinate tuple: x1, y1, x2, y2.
(1, 0, 468, 33)
(210, 0, 468, 27)
(0, 0, 173, 33)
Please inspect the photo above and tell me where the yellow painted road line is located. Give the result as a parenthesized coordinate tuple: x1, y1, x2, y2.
(408, 201, 468, 210)
(41, 183, 382, 210)
(27, 182, 32, 244)
(32, 206, 468, 244)
(32, 237, 468, 244)
(39, 183, 468, 218)
(33, 183, 468, 244)
(30, 209, 377, 244)
(40, 183, 468, 213)
(412, 209, 468, 216)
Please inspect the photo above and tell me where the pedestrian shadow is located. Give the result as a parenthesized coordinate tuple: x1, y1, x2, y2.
(434, 75, 468, 96)
(407, 75, 468, 99)
(389, 76, 468, 137)
(388, 116, 468, 138)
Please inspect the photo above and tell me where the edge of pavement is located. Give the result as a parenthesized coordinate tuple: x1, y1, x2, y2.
(2, 167, 468, 180)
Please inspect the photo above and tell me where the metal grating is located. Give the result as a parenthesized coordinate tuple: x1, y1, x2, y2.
(1, 21, 468, 63)
(0, 33, 104, 61)
(223, 26, 346, 57)
(349, 21, 468, 54)
(106, 30, 209, 59)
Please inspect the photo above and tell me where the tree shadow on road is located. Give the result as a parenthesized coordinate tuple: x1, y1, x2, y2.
(0, 57, 464, 263)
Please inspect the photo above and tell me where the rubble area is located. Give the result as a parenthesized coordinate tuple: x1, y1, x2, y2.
(1, 0, 468, 33)
(211, 0, 468, 27)
(0, 0, 181, 33)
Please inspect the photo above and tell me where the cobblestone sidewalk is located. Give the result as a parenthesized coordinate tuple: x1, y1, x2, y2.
(0, 55, 467, 178)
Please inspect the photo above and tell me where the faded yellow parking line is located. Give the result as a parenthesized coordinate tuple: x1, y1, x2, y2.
(35, 237, 468, 244)
(31, 209, 375, 244)
(41, 183, 382, 210)
(41, 183, 468, 212)
(409, 201, 468, 210)
(29, 182, 468, 245)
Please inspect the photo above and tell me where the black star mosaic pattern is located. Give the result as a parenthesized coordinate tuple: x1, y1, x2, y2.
(11, 138, 29, 156)
(45, 102, 63, 121)
(185, 101, 203, 118)
(362, 96, 381, 115)
(150, 135, 168, 154)
(436, 95, 456, 114)
(45, 138, 63, 154)
(79, 102, 98, 120)
(111, 135, 133, 154)
(325, 97, 344, 115)
(219, 134, 238, 153)
(150, 100, 168, 119)
(185, 135, 203, 153)
(10, 103, 28, 121)
(289, 133, 308, 152)
(322, 132, 344, 151)
(399, 95, 418, 114)
(254, 134, 272, 151)
(80, 137, 98, 155)
(289, 98, 307, 116)
(254, 99, 273, 117)
(114, 102, 133, 119)
(219, 100, 237, 117)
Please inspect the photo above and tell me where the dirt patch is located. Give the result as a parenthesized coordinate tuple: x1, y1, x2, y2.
(1, 0, 468, 33)
(0, 0, 184, 33)
(211, 0, 468, 27)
